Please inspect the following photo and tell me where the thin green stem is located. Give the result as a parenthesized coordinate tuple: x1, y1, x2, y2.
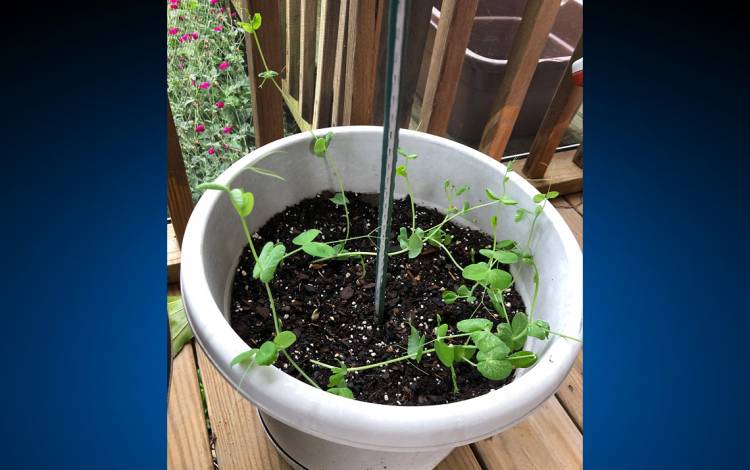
(282, 350, 322, 389)
(324, 152, 351, 242)
(435, 240, 463, 272)
(264, 283, 281, 334)
(550, 331, 583, 343)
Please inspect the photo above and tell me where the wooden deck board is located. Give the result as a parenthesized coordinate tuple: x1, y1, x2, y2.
(168, 342, 214, 470)
(472, 397, 582, 470)
(436, 445, 483, 470)
(195, 346, 292, 470)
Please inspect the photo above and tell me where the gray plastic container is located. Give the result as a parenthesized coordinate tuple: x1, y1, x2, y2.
(417, 0, 582, 144)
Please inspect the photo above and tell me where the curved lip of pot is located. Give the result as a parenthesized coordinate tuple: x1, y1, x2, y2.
(181, 126, 582, 452)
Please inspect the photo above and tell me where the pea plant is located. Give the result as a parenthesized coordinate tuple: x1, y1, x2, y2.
(196, 10, 581, 400)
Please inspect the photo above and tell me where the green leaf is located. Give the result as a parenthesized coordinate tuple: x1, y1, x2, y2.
(435, 324, 454, 367)
(168, 295, 193, 358)
(454, 344, 476, 362)
(407, 326, 426, 363)
(511, 312, 529, 350)
(196, 182, 229, 192)
(533, 193, 546, 203)
(528, 319, 551, 340)
(515, 208, 527, 222)
(324, 131, 334, 145)
(302, 242, 337, 259)
(457, 285, 472, 297)
(254, 341, 278, 366)
(258, 70, 279, 80)
(488, 269, 513, 290)
(274, 330, 297, 349)
(500, 196, 518, 205)
(328, 371, 346, 387)
(396, 165, 407, 177)
(327, 387, 354, 399)
(250, 12, 262, 30)
(397, 227, 409, 250)
(456, 185, 469, 196)
(407, 231, 423, 258)
(237, 21, 253, 33)
(253, 242, 286, 282)
(314, 137, 327, 156)
(546, 191, 559, 199)
(462, 262, 490, 282)
(442, 290, 458, 304)
(496, 323, 513, 348)
(477, 359, 513, 381)
(228, 188, 254, 217)
(456, 318, 492, 333)
(479, 249, 519, 265)
(292, 229, 321, 246)
(485, 188, 501, 201)
(330, 192, 349, 206)
(490, 215, 497, 228)
(230, 349, 256, 366)
(496, 240, 516, 249)
(507, 351, 537, 368)
(470, 330, 508, 355)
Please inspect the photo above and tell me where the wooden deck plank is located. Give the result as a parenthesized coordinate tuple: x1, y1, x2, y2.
(551, 196, 583, 430)
(168, 223, 180, 284)
(436, 445, 483, 470)
(472, 397, 582, 470)
(564, 192, 583, 216)
(195, 346, 291, 470)
(516, 149, 583, 196)
(168, 342, 214, 470)
(298, 0, 317, 121)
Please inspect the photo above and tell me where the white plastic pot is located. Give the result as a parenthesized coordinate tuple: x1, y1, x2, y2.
(181, 127, 582, 470)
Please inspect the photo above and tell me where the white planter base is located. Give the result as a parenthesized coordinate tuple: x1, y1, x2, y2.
(259, 411, 453, 470)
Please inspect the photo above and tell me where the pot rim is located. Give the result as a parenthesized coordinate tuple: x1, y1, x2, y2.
(181, 126, 582, 451)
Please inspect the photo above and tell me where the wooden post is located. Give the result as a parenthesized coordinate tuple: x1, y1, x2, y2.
(313, 0, 342, 129)
(523, 39, 583, 179)
(479, 0, 561, 159)
(417, 0, 478, 136)
(330, 0, 349, 126)
(244, 0, 284, 146)
(167, 102, 193, 247)
(284, 0, 300, 98)
(342, 0, 382, 125)
(299, 0, 318, 121)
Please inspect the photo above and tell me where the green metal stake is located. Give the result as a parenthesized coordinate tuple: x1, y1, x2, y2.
(374, 0, 409, 324)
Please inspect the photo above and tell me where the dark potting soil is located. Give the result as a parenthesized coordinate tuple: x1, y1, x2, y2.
(230, 192, 526, 406)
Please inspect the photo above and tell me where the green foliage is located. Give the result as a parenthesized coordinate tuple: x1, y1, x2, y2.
(292, 229, 321, 246)
(254, 341, 278, 366)
(274, 330, 297, 349)
(407, 326, 426, 363)
(253, 242, 286, 282)
(479, 249, 519, 264)
(327, 387, 354, 399)
(511, 312, 529, 350)
(302, 242, 337, 259)
(168, 295, 193, 358)
(507, 351, 537, 368)
(230, 349, 257, 367)
(398, 227, 424, 258)
(456, 318, 492, 333)
(528, 319, 551, 340)
(434, 324, 454, 367)
(329, 192, 349, 206)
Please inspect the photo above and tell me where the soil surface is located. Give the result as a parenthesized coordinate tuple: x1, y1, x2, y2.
(230, 192, 526, 405)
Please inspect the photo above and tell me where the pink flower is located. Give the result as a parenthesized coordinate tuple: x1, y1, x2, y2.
(210, 0, 217, 4)
(169, 0, 179, 3)
(213, 25, 223, 32)
(220, 7, 225, 12)
(222, 126, 233, 134)
(179, 33, 190, 42)
(168, 27, 179, 35)
(218, 61, 229, 71)
(170, 4, 178, 9)
(208, 148, 216, 155)
(198, 81, 211, 90)
(215, 101, 225, 108)
(195, 124, 205, 133)
(192, 32, 199, 40)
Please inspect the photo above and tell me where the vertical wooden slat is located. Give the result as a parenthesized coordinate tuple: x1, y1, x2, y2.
(284, 0, 300, 98)
(398, 1, 433, 128)
(167, 343, 214, 470)
(479, 0, 561, 159)
(299, 0, 318, 121)
(342, 0, 381, 125)
(244, 0, 284, 146)
(522, 38, 583, 178)
(330, 0, 349, 126)
(167, 102, 193, 247)
(313, 0, 341, 129)
(417, 0, 478, 136)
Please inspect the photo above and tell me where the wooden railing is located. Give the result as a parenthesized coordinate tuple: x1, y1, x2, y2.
(168, 0, 583, 279)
